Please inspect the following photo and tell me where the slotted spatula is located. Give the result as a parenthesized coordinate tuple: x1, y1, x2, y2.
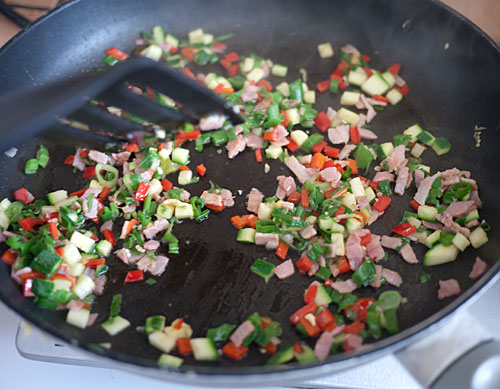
(0, 57, 243, 150)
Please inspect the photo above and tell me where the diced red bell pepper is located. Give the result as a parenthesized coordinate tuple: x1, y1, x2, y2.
(1, 249, 17, 265)
(347, 158, 358, 174)
(64, 155, 75, 165)
(373, 196, 392, 212)
(206, 203, 223, 211)
(224, 52, 240, 62)
(322, 159, 335, 170)
(173, 318, 184, 330)
(286, 138, 299, 152)
(70, 188, 86, 197)
(105, 47, 129, 60)
(349, 126, 361, 144)
(344, 320, 365, 335)
(256, 79, 272, 92)
(50, 274, 76, 287)
(124, 270, 143, 283)
(316, 308, 336, 330)
(301, 189, 309, 208)
(222, 342, 249, 360)
(263, 341, 277, 355)
(228, 64, 239, 77)
(293, 341, 303, 354)
(395, 84, 410, 96)
(80, 149, 89, 158)
(122, 143, 140, 152)
(20, 270, 45, 280)
(299, 315, 321, 337)
(344, 298, 375, 322)
(324, 146, 340, 158)
(230, 215, 246, 229)
(296, 256, 313, 274)
(176, 337, 192, 356)
(86, 258, 106, 268)
(48, 221, 60, 240)
(316, 80, 331, 93)
(241, 214, 258, 229)
(362, 54, 371, 62)
(388, 63, 401, 75)
(212, 42, 227, 51)
(373, 94, 389, 103)
(360, 232, 372, 246)
(254, 149, 263, 163)
(290, 301, 317, 324)
(18, 217, 44, 231)
(83, 165, 96, 179)
(369, 181, 379, 190)
(280, 110, 290, 127)
(161, 179, 173, 192)
(260, 316, 272, 329)
(180, 47, 195, 62)
(196, 164, 207, 176)
(275, 241, 289, 260)
(99, 187, 110, 200)
(42, 212, 59, 221)
(103, 229, 115, 246)
(392, 222, 417, 237)
(263, 130, 279, 142)
(176, 130, 201, 140)
(134, 182, 150, 202)
(363, 66, 373, 77)
(310, 152, 327, 170)
(314, 112, 331, 133)
(14, 188, 31, 204)
(311, 140, 327, 154)
(333, 256, 351, 275)
(304, 284, 318, 304)
(181, 67, 196, 80)
(409, 199, 420, 210)
(220, 58, 232, 70)
(287, 191, 301, 204)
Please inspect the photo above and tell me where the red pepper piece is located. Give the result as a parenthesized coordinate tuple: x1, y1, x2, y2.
(134, 182, 150, 202)
(124, 270, 143, 283)
(392, 222, 417, 237)
(344, 298, 375, 322)
(373, 196, 392, 212)
(314, 112, 331, 133)
(290, 301, 317, 324)
(222, 342, 249, 360)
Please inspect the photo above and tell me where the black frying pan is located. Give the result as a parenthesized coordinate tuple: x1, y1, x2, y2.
(0, 0, 500, 385)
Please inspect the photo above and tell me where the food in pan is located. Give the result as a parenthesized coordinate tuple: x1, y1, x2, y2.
(0, 26, 490, 367)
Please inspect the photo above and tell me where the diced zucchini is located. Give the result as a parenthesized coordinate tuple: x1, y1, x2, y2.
(66, 308, 90, 329)
(72, 275, 95, 299)
(0, 209, 9, 229)
(272, 64, 288, 77)
(290, 130, 308, 147)
(175, 203, 194, 219)
(178, 170, 193, 186)
(188, 28, 204, 44)
(247, 68, 264, 83)
(381, 71, 396, 88)
(386, 88, 403, 105)
(318, 217, 333, 231)
(152, 25, 165, 45)
(364, 187, 376, 202)
(149, 330, 176, 353)
(465, 210, 480, 222)
(314, 285, 332, 306)
(266, 345, 294, 365)
(159, 147, 172, 160)
(96, 240, 112, 257)
(0, 198, 12, 211)
(304, 90, 316, 104)
(431, 137, 451, 156)
(62, 242, 82, 265)
(47, 190, 68, 205)
(70, 231, 95, 253)
(101, 315, 130, 336)
(417, 164, 431, 174)
(378, 142, 394, 159)
(349, 177, 365, 198)
(425, 230, 441, 248)
(158, 353, 183, 368)
(286, 108, 301, 126)
(417, 130, 436, 146)
(403, 124, 424, 142)
(165, 33, 179, 48)
(337, 107, 360, 125)
(257, 202, 274, 220)
(148, 179, 163, 196)
(407, 216, 422, 228)
(423, 243, 459, 266)
(202, 33, 214, 45)
(330, 233, 345, 256)
(330, 221, 345, 233)
(345, 217, 363, 232)
(53, 278, 72, 291)
(266, 145, 283, 160)
(341, 192, 357, 210)
(469, 227, 488, 248)
(361, 74, 390, 96)
(317, 42, 334, 58)
(251, 258, 275, 281)
(190, 338, 219, 361)
(236, 228, 256, 243)
(418, 205, 438, 222)
(276, 82, 290, 97)
(141, 44, 162, 61)
(340, 91, 361, 106)
(361, 208, 371, 221)
(157, 203, 175, 219)
(70, 263, 85, 277)
(294, 344, 316, 363)
(145, 315, 166, 335)
(410, 143, 426, 158)
(241, 57, 255, 73)
(171, 147, 190, 165)
(347, 67, 368, 87)
(452, 233, 470, 252)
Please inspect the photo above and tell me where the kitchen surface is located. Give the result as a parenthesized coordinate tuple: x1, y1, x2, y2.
(0, 1, 499, 388)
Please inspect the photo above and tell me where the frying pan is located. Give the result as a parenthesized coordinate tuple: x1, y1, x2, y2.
(1, 0, 500, 386)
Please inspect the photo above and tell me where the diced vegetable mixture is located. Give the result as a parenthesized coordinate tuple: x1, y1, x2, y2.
(0, 26, 491, 367)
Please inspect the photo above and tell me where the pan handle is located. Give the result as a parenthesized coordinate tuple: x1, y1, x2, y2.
(395, 309, 500, 388)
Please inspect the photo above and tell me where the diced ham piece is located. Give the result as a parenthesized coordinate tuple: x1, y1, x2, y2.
(438, 279, 461, 299)
(367, 209, 380, 226)
(122, 203, 136, 214)
(226, 135, 246, 159)
(300, 225, 317, 240)
(435, 212, 470, 237)
(308, 262, 320, 277)
(469, 257, 488, 280)
(322, 244, 337, 259)
(88, 150, 109, 164)
(341, 44, 360, 54)
(338, 144, 357, 160)
(140, 169, 154, 181)
(137, 255, 169, 276)
(365, 234, 385, 261)
(314, 325, 345, 361)
(394, 166, 409, 196)
(359, 128, 378, 139)
(143, 218, 169, 240)
(330, 279, 358, 294)
(357, 196, 369, 210)
(400, 243, 418, 264)
(255, 233, 280, 250)
(372, 171, 394, 183)
(344, 334, 363, 351)
(83, 197, 99, 219)
(100, 220, 113, 233)
(381, 235, 402, 250)
(328, 125, 350, 145)
(414, 169, 425, 186)
(254, 98, 273, 112)
(320, 168, 342, 186)
(395, 75, 406, 87)
(356, 113, 367, 128)
(67, 300, 86, 311)
(446, 201, 476, 218)
(383, 145, 406, 172)
(414, 174, 439, 205)
(111, 151, 131, 165)
(115, 248, 132, 264)
(87, 313, 98, 327)
(94, 275, 107, 295)
(360, 94, 376, 123)
(421, 220, 442, 230)
(199, 114, 225, 131)
(381, 268, 403, 287)
(285, 156, 314, 184)
(276, 176, 296, 200)
(81, 188, 102, 199)
(346, 230, 367, 270)
(274, 259, 295, 280)
(247, 188, 264, 214)
(370, 265, 383, 288)
(469, 191, 482, 207)
(25, 189, 35, 204)
(219, 189, 235, 207)
(144, 240, 160, 251)
(230, 320, 255, 347)
(240, 84, 260, 103)
(244, 134, 265, 149)
(439, 168, 462, 187)
(72, 148, 85, 171)
(201, 191, 223, 207)
(466, 220, 480, 228)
